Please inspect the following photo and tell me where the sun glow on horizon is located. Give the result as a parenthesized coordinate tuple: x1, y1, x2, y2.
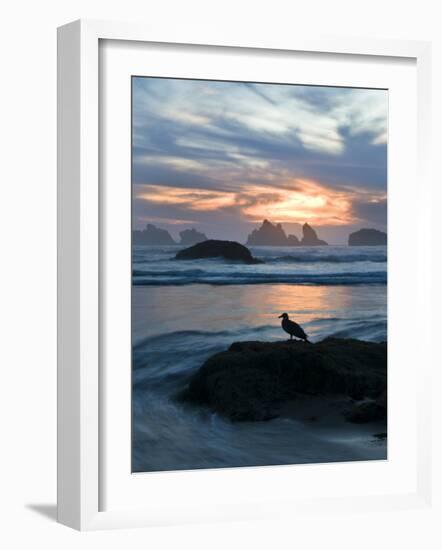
(241, 179, 354, 226)
(134, 177, 380, 227)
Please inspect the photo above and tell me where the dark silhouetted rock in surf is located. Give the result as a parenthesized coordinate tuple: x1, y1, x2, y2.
(301, 223, 328, 246)
(179, 228, 208, 246)
(175, 239, 262, 264)
(179, 338, 386, 422)
(246, 219, 296, 246)
(133, 224, 176, 245)
(348, 228, 387, 246)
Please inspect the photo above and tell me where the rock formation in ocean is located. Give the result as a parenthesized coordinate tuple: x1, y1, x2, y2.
(246, 219, 290, 246)
(179, 338, 386, 422)
(286, 234, 300, 245)
(300, 223, 328, 246)
(175, 239, 262, 264)
(348, 228, 387, 246)
(179, 228, 208, 246)
(132, 224, 176, 245)
(246, 220, 327, 246)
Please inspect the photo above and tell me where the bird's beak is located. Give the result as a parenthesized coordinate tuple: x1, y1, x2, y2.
(278, 314, 283, 318)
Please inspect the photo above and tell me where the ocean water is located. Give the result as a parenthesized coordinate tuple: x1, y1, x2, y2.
(133, 244, 387, 286)
(132, 245, 387, 472)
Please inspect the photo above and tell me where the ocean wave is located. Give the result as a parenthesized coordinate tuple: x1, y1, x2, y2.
(133, 268, 207, 277)
(134, 325, 275, 349)
(132, 318, 387, 389)
(268, 253, 386, 264)
(133, 253, 387, 266)
(327, 319, 387, 342)
(133, 270, 387, 286)
(133, 320, 386, 349)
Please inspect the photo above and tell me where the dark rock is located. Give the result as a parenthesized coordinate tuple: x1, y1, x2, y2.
(348, 228, 387, 246)
(301, 223, 328, 246)
(346, 389, 387, 424)
(346, 400, 386, 424)
(133, 224, 176, 245)
(246, 219, 296, 246)
(246, 220, 327, 247)
(179, 338, 386, 422)
(287, 234, 300, 245)
(175, 239, 262, 264)
(179, 228, 208, 246)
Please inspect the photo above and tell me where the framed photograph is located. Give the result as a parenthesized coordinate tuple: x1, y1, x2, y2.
(57, 20, 432, 530)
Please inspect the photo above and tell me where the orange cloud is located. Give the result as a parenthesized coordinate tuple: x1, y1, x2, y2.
(137, 185, 237, 211)
(136, 179, 380, 226)
(240, 179, 355, 226)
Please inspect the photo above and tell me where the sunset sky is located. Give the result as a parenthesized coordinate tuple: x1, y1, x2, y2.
(132, 77, 387, 244)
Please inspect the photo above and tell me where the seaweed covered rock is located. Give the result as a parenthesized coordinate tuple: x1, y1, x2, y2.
(175, 239, 262, 264)
(180, 338, 386, 422)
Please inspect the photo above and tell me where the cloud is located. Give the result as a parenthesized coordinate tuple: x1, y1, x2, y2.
(133, 79, 387, 161)
(131, 76, 388, 239)
(351, 197, 387, 227)
(136, 184, 237, 211)
(135, 178, 386, 229)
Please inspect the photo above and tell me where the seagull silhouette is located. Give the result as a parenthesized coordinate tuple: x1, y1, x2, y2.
(278, 313, 310, 342)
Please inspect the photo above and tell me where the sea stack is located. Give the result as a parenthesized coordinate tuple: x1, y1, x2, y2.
(300, 223, 328, 246)
(348, 228, 387, 246)
(246, 219, 291, 246)
(133, 223, 176, 245)
(286, 234, 301, 245)
(246, 220, 327, 246)
(179, 228, 208, 246)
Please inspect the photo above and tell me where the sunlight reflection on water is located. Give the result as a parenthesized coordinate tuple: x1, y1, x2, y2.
(132, 283, 386, 343)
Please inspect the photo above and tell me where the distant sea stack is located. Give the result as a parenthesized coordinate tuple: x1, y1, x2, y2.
(286, 234, 301, 246)
(246, 219, 288, 246)
(175, 240, 262, 264)
(300, 223, 328, 246)
(133, 224, 176, 245)
(246, 219, 300, 246)
(179, 228, 208, 246)
(348, 228, 387, 246)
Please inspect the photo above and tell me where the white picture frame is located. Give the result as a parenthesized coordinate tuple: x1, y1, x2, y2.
(57, 19, 433, 531)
